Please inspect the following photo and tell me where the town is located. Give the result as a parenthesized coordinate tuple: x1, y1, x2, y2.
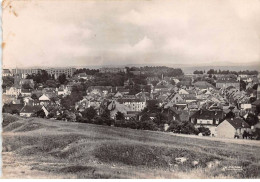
(2, 66, 260, 139)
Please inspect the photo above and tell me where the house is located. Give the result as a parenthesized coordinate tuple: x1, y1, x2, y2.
(164, 93, 184, 108)
(178, 88, 189, 95)
(107, 100, 131, 119)
(15, 78, 34, 89)
(125, 111, 139, 120)
(216, 79, 240, 90)
(117, 98, 146, 112)
(38, 94, 51, 105)
(190, 109, 224, 136)
(75, 73, 94, 80)
(23, 97, 34, 105)
(2, 69, 12, 76)
(162, 107, 189, 122)
(154, 84, 170, 92)
(2, 94, 16, 105)
(57, 85, 70, 96)
(217, 118, 250, 138)
(100, 67, 126, 74)
(113, 87, 129, 95)
(135, 91, 151, 100)
(75, 97, 101, 112)
(21, 89, 32, 97)
(20, 105, 48, 117)
(5, 87, 21, 97)
(87, 86, 113, 96)
(182, 95, 197, 103)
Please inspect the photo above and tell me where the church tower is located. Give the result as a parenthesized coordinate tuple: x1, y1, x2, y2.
(257, 84, 260, 100)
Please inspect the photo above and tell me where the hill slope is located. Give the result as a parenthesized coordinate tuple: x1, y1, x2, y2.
(2, 115, 260, 178)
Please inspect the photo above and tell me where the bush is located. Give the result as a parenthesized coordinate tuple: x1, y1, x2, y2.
(180, 121, 197, 134)
(167, 120, 182, 133)
(253, 128, 260, 140)
(11, 109, 20, 115)
(198, 127, 211, 136)
(139, 120, 158, 131)
(56, 115, 62, 120)
(47, 112, 55, 119)
(168, 121, 198, 135)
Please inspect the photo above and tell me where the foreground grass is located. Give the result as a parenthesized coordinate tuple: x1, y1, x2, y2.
(2, 114, 260, 178)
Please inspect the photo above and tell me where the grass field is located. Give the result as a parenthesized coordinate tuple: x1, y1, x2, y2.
(2, 114, 260, 179)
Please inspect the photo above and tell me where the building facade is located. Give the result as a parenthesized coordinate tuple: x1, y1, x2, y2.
(99, 67, 126, 74)
(11, 68, 41, 75)
(46, 68, 76, 78)
(216, 79, 240, 89)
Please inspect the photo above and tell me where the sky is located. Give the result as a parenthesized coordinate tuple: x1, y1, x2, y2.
(2, 0, 260, 69)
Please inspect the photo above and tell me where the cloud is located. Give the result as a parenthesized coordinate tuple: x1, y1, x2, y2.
(3, 0, 260, 68)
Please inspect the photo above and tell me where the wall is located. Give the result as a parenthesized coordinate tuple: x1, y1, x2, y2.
(217, 120, 236, 138)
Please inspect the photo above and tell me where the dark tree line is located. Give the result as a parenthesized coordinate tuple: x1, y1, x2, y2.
(74, 68, 99, 75)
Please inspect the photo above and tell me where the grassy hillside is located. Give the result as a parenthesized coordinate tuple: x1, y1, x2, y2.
(2, 114, 260, 178)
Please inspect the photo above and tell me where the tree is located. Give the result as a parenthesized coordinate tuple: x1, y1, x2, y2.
(253, 128, 260, 140)
(193, 70, 203, 74)
(36, 109, 46, 118)
(101, 108, 111, 119)
(139, 120, 158, 131)
(167, 120, 182, 133)
(245, 113, 258, 126)
(58, 74, 67, 84)
(82, 107, 97, 121)
(180, 121, 198, 134)
(115, 111, 125, 121)
(22, 83, 32, 89)
(46, 80, 58, 88)
(31, 94, 38, 100)
(224, 111, 235, 120)
(240, 80, 247, 91)
(207, 69, 215, 74)
(61, 89, 84, 110)
(47, 112, 55, 118)
(140, 113, 151, 122)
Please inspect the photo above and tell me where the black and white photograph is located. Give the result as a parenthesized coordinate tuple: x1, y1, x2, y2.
(1, 0, 260, 179)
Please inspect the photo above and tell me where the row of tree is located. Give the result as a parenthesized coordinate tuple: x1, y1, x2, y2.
(194, 69, 258, 75)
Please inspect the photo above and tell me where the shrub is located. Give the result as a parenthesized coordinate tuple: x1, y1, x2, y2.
(139, 120, 158, 131)
(11, 109, 20, 115)
(253, 128, 260, 140)
(47, 112, 55, 119)
(168, 121, 198, 134)
(198, 126, 211, 136)
(56, 115, 62, 120)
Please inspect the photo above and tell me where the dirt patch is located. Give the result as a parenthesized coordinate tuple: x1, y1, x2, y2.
(59, 165, 96, 173)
